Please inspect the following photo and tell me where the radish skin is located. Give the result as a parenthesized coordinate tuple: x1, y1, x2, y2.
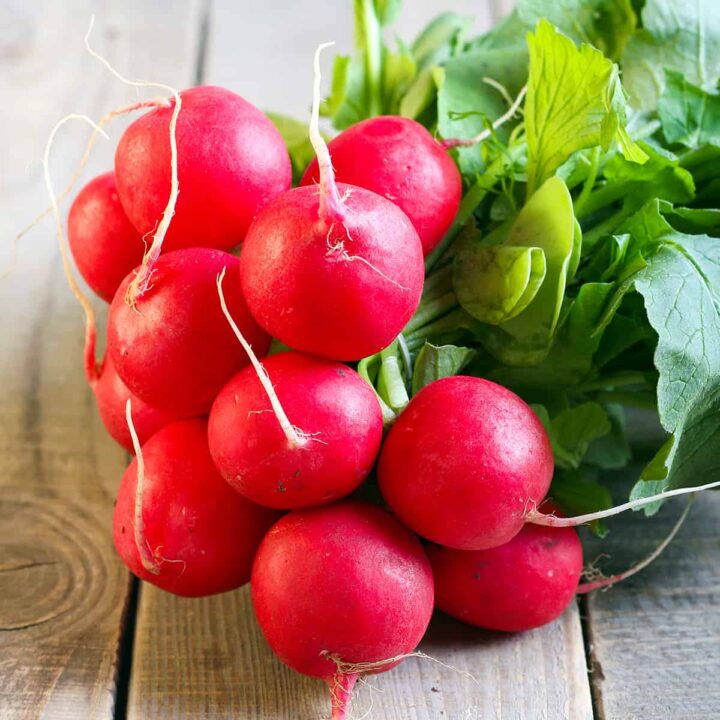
(108, 248, 270, 417)
(378, 376, 554, 550)
(113, 419, 280, 596)
(428, 522, 583, 632)
(68, 172, 145, 302)
(208, 352, 383, 509)
(301, 116, 462, 256)
(251, 501, 434, 718)
(115, 86, 291, 253)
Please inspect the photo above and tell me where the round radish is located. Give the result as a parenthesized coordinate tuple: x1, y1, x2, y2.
(115, 85, 291, 251)
(94, 354, 187, 453)
(378, 376, 554, 551)
(108, 247, 269, 416)
(239, 46, 424, 361)
(251, 501, 434, 718)
(427, 522, 583, 632)
(113, 419, 280, 597)
(208, 352, 383, 509)
(301, 116, 461, 256)
(239, 184, 424, 360)
(68, 172, 145, 302)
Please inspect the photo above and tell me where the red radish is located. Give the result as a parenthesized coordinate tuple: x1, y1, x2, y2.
(115, 85, 291, 252)
(378, 376, 554, 551)
(251, 501, 434, 719)
(239, 45, 424, 361)
(427, 522, 583, 632)
(301, 116, 461, 256)
(113, 419, 280, 597)
(67, 172, 145, 302)
(94, 355, 187, 453)
(108, 248, 270, 417)
(208, 351, 383, 509)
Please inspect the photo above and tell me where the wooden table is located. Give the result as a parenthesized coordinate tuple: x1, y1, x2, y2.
(1, 2, 718, 718)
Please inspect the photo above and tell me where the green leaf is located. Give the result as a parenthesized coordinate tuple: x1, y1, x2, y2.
(550, 467, 613, 536)
(266, 113, 316, 185)
(486, 282, 614, 388)
(373, 0, 402, 26)
(666, 206, 720, 235)
(624, 201, 720, 509)
(552, 402, 612, 469)
(623, 0, 720, 111)
(525, 19, 647, 196)
(658, 70, 720, 148)
(411, 12, 468, 70)
(454, 245, 546, 324)
(437, 47, 528, 180)
(411, 343, 476, 395)
(474, 177, 576, 365)
(517, 0, 637, 60)
(584, 403, 632, 468)
(323, 54, 368, 129)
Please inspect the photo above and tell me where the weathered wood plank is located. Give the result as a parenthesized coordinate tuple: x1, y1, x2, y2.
(130, 585, 591, 720)
(585, 492, 720, 720)
(128, 2, 592, 718)
(0, 2, 204, 718)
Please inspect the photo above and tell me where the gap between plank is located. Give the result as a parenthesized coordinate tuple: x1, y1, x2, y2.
(579, 594, 605, 720)
(114, 577, 141, 720)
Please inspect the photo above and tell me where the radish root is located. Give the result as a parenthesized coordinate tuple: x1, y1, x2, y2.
(216, 268, 310, 449)
(328, 672, 359, 720)
(42, 113, 105, 385)
(14, 96, 170, 256)
(82, 16, 181, 306)
(442, 84, 527, 149)
(325, 225, 410, 291)
(125, 399, 161, 575)
(310, 42, 345, 223)
(577, 498, 693, 593)
(321, 650, 481, 687)
(527, 479, 720, 527)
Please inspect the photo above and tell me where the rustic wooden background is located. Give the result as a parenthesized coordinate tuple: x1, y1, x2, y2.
(0, 1, 717, 718)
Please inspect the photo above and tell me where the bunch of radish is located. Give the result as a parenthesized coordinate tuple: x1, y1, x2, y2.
(49, 46, 654, 720)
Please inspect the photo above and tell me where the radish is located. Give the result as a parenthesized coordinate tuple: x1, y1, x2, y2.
(378, 376, 554, 551)
(427, 521, 583, 632)
(68, 172, 145, 302)
(115, 85, 291, 252)
(114, 418, 280, 597)
(239, 44, 424, 361)
(301, 116, 462, 256)
(251, 501, 434, 719)
(94, 354, 187, 453)
(208, 351, 383, 509)
(108, 248, 270, 416)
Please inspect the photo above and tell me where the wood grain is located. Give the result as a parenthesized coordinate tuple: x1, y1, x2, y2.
(584, 492, 720, 720)
(127, 2, 592, 719)
(0, 2, 204, 718)
(129, 585, 592, 720)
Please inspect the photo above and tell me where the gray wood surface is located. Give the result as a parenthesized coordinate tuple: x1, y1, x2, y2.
(0, 1, 204, 718)
(127, 2, 593, 719)
(585, 493, 720, 720)
(129, 586, 592, 720)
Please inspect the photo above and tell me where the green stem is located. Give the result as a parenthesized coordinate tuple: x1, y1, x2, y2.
(378, 342, 409, 412)
(405, 308, 467, 348)
(422, 264, 453, 299)
(360, 0, 383, 117)
(573, 146, 600, 217)
(404, 292, 457, 335)
(425, 151, 511, 273)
